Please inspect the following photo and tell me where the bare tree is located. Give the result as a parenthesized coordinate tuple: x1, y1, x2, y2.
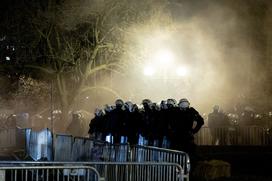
(0, 0, 173, 132)
(25, 0, 174, 131)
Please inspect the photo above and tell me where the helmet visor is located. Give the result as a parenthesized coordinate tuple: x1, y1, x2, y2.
(179, 101, 189, 109)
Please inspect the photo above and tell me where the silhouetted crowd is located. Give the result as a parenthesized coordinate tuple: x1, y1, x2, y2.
(88, 98, 204, 153)
(207, 105, 272, 145)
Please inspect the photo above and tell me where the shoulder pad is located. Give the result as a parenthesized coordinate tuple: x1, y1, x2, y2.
(189, 107, 199, 114)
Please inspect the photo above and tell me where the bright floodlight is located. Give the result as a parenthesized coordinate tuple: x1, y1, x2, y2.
(143, 66, 155, 76)
(176, 66, 188, 77)
(155, 49, 174, 65)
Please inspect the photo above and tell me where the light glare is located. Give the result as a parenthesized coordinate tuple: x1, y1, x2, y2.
(143, 66, 155, 76)
(176, 67, 188, 77)
(155, 49, 174, 65)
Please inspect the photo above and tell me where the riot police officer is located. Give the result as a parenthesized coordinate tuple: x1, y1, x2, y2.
(150, 102, 161, 147)
(122, 101, 134, 143)
(140, 99, 153, 145)
(67, 111, 85, 137)
(160, 100, 171, 148)
(127, 104, 142, 145)
(89, 108, 105, 140)
(171, 98, 204, 153)
(208, 105, 230, 145)
(103, 104, 114, 142)
(111, 99, 126, 144)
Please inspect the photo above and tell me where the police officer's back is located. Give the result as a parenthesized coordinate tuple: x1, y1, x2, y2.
(171, 98, 204, 152)
(208, 106, 229, 128)
(208, 105, 230, 145)
(140, 99, 154, 144)
(111, 99, 126, 143)
(127, 104, 142, 145)
(89, 108, 105, 140)
(67, 112, 85, 137)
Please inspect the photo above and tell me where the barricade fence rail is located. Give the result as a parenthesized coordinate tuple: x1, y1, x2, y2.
(6, 126, 269, 180)
(0, 128, 16, 149)
(195, 126, 271, 145)
(53, 136, 190, 178)
(54, 134, 130, 162)
(130, 145, 190, 175)
(0, 128, 26, 149)
(0, 165, 100, 181)
(0, 161, 184, 181)
(1, 126, 270, 154)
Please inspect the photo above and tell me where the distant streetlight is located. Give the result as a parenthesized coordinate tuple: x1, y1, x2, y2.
(143, 48, 176, 76)
(153, 49, 174, 65)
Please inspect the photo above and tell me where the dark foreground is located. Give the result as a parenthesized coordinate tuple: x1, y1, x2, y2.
(192, 145, 272, 180)
(192, 176, 272, 181)
(1, 145, 272, 180)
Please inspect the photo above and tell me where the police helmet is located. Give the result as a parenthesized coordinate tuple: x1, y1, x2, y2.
(178, 98, 190, 109)
(142, 99, 152, 108)
(160, 100, 168, 109)
(132, 104, 139, 112)
(213, 105, 219, 111)
(125, 101, 133, 111)
(95, 108, 104, 116)
(151, 103, 160, 111)
(115, 99, 124, 106)
(104, 104, 113, 113)
(142, 99, 151, 105)
(167, 98, 177, 107)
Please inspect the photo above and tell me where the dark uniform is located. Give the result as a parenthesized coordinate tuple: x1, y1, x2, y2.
(67, 112, 85, 137)
(149, 103, 161, 146)
(103, 105, 113, 141)
(208, 106, 230, 145)
(172, 107, 204, 153)
(172, 98, 204, 173)
(166, 99, 179, 149)
(127, 104, 142, 145)
(89, 109, 105, 140)
(159, 101, 171, 148)
(111, 100, 126, 144)
(140, 99, 153, 145)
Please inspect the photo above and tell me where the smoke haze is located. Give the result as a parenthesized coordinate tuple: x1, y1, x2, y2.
(83, 0, 272, 114)
(2, 0, 272, 125)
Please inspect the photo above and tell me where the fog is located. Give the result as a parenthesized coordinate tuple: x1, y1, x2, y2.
(76, 0, 272, 114)
(2, 0, 272, 131)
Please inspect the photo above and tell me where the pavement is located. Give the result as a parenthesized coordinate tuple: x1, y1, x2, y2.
(196, 145, 272, 179)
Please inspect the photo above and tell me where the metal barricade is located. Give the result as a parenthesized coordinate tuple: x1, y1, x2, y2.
(0, 165, 100, 181)
(54, 134, 73, 161)
(0, 128, 19, 149)
(54, 135, 130, 162)
(0, 161, 184, 181)
(25, 128, 53, 161)
(90, 162, 184, 181)
(53, 135, 188, 179)
(106, 144, 130, 162)
(195, 126, 268, 145)
(239, 126, 266, 145)
(82, 142, 130, 162)
(129, 145, 190, 179)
